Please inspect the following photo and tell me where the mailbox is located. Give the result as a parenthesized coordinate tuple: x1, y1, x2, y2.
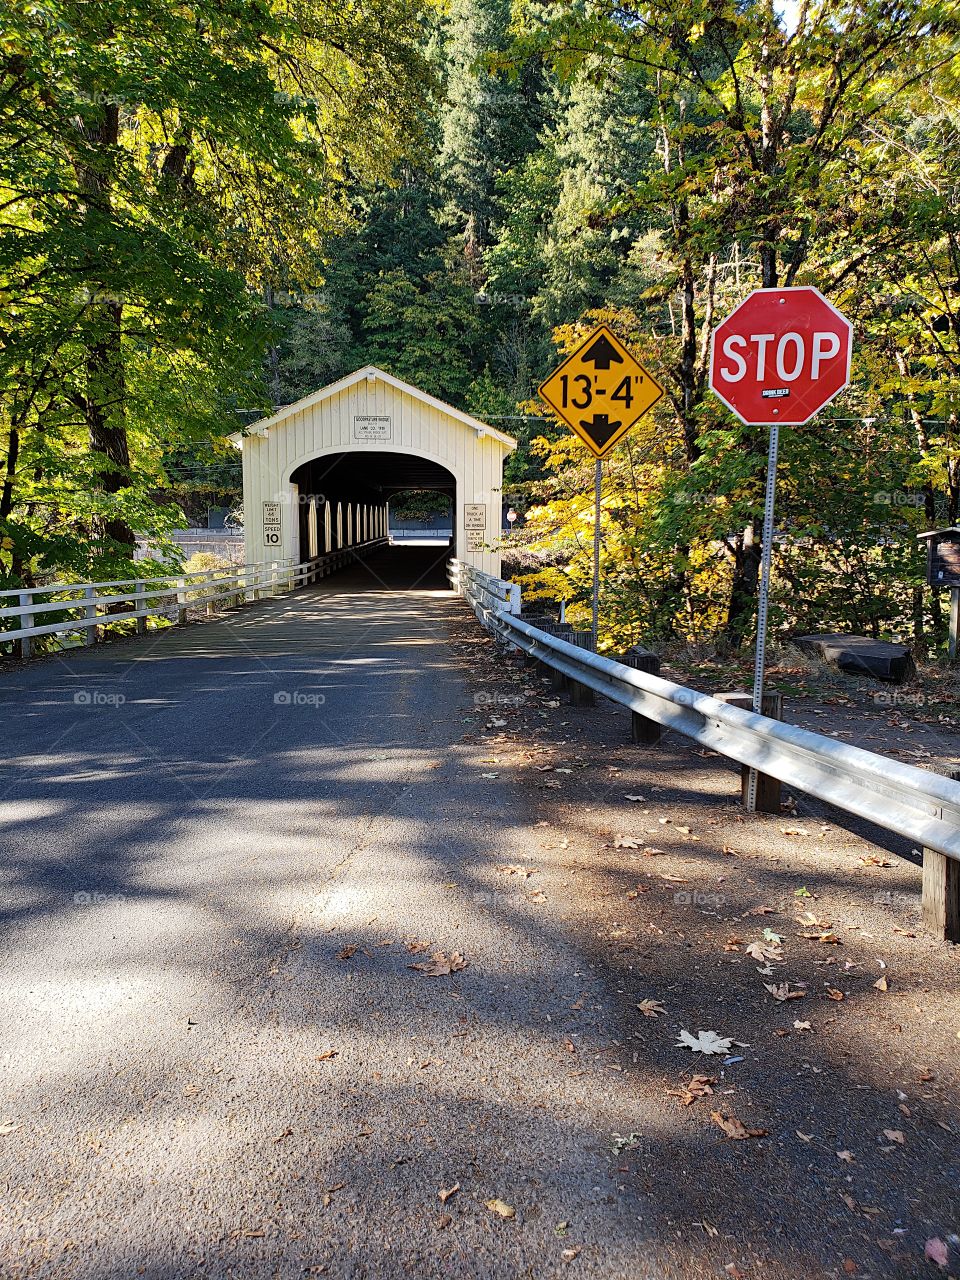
(918, 528, 960, 588)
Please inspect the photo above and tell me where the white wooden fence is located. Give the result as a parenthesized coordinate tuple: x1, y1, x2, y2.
(0, 536, 387, 658)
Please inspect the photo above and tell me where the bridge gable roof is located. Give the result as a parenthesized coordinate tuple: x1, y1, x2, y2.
(229, 366, 517, 450)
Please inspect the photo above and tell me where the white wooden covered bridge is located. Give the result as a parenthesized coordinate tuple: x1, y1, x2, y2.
(230, 366, 516, 579)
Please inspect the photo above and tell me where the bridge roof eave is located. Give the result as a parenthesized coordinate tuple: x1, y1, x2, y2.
(226, 366, 517, 452)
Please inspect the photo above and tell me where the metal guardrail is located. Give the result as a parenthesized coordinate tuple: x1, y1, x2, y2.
(1, 536, 388, 657)
(449, 559, 960, 864)
(448, 559, 521, 618)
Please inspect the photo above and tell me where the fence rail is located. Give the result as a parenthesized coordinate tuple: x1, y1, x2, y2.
(1, 536, 388, 657)
(449, 558, 960, 865)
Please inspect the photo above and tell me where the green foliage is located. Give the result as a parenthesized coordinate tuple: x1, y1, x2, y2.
(389, 490, 451, 520)
(0, 0, 432, 588)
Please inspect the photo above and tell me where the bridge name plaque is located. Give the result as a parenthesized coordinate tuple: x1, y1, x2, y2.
(353, 414, 392, 442)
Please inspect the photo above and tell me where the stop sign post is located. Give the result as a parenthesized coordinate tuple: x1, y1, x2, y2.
(709, 287, 853, 811)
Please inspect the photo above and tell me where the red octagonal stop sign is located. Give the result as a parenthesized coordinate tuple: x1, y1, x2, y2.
(709, 286, 853, 426)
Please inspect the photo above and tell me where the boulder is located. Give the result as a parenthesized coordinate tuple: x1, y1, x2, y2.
(794, 633, 916, 685)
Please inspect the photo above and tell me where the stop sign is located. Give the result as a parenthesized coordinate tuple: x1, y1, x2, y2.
(709, 287, 853, 426)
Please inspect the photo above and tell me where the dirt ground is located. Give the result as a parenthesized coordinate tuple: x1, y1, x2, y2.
(449, 612, 960, 1279)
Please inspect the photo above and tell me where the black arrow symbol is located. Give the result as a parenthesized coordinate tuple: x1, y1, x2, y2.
(580, 334, 624, 371)
(580, 412, 623, 447)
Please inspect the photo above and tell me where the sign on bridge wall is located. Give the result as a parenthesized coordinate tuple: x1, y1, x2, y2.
(353, 414, 392, 442)
(262, 501, 282, 548)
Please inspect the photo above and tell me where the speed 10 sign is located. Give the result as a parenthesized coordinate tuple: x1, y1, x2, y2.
(709, 286, 853, 426)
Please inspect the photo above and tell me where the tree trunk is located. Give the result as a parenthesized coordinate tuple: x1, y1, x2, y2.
(75, 101, 135, 555)
(722, 520, 762, 652)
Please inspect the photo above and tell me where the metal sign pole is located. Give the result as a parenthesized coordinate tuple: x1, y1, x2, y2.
(746, 423, 780, 813)
(592, 458, 602, 651)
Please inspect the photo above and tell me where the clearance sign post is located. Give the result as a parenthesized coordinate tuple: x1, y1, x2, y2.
(539, 324, 664, 648)
(709, 287, 853, 810)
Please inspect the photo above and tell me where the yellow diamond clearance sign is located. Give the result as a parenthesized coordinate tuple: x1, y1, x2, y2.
(537, 324, 664, 458)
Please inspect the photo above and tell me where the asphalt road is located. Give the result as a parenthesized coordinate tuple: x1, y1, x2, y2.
(0, 548, 652, 1280)
(1, 547, 957, 1280)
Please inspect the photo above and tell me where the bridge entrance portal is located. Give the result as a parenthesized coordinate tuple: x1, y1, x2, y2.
(231, 367, 516, 583)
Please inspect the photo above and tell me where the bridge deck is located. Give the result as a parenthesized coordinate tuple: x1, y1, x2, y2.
(0, 563, 653, 1278)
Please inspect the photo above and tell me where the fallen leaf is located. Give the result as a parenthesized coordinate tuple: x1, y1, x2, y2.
(624, 794, 646, 802)
(668, 1074, 715, 1106)
(676, 1029, 734, 1055)
(836, 1150, 855, 1163)
(882, 1129, 905, 1144)
(637, 999, 667, 1018)
(799, 931, 841, 944)
(793, 1020, 812, 1032)
(485, 1198, 516, 1220)
(925, 1238, 949, 1268)
(746, 939, 783, 963)
(315, 1049, 339, 1061)
(826, 987, 845, 1001)
(0, 1122, 19, 1136)
(874, 975, 889, 992)
(439, 1183, 460, 1203)
(336, 945, 358, 961)
(764, 982, 806, 1002)
(615, 835, 643, 848)
(408, 951, 468, 977)
(780, 826, 810, 836)
(561, 1247, 581, 1262)
(842, 1260, 858, 1275)
(711, 1110, 768, 1140)
(435, 1213, 452, 1230)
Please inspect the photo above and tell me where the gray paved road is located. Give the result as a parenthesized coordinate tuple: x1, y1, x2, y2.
(4, 548, 958, 1280)
(0, 549, 652, 1279)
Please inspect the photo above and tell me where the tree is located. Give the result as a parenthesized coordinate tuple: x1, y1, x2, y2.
(0, 0, 431, 589)
(510, 0, 960, 648)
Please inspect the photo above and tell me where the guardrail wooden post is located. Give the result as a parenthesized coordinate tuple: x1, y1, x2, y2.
(536, 622, 574, 692)
(204, 573, 216, 616)
(568, 631, 596, 706)
(715, 691, 783, 814)
(923, 768, 960, 942)
(620, 646, 662, 745)
(18, 591, 32, 659)
(135, 581, 148, 634)
(83, 586, 98, 646)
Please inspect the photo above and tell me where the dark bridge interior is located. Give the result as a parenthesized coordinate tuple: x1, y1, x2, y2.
(290, 451, 455, 505)
(289, 451, 455, 591)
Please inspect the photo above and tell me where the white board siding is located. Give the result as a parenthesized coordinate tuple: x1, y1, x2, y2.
(237, 371, 514, 577)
